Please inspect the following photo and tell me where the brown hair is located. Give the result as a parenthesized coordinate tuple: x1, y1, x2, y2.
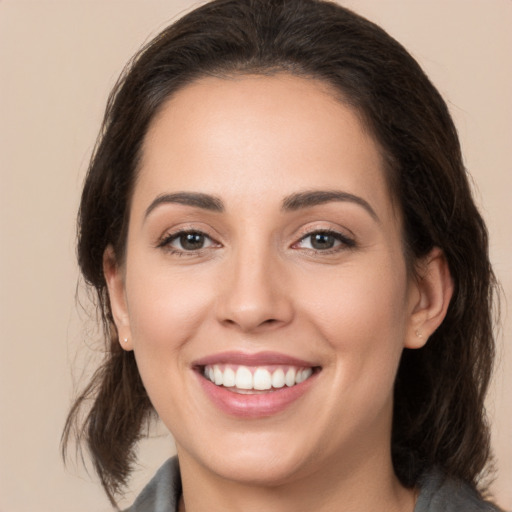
(62, 0, 498, 506)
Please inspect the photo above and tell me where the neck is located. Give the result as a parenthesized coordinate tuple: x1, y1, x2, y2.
(177, 446, 416, 512)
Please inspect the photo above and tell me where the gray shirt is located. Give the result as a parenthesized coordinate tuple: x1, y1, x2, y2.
(125, 457, 501, 512)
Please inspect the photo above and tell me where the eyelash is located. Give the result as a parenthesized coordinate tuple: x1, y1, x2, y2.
(157, 230, 219, 256)
(156, 228, 356, 256)
(294, 229, 356, 254)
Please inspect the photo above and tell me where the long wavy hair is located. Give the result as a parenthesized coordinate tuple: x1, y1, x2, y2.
(62, 0, 498, 506)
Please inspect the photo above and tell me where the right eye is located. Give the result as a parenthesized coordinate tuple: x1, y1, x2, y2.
(158, 230, 218, 253)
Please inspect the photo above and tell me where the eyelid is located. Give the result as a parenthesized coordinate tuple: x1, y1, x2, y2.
(294, 220, 355, 239)
(156, 226, 222, 254)
(154, 220, 218, 243)
(163, 231, 215, 248)
(292, 226, 356, 252)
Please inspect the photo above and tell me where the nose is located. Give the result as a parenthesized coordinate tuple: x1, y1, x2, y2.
(215, 244, 294, 333)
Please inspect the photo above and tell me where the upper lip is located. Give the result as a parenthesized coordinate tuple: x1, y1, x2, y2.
(192, 351, 319, 368)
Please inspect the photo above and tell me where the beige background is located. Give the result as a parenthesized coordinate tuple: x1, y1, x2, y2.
(0, 1, 510, 510)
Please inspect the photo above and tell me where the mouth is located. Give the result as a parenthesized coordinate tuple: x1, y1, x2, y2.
(193, 352, 321, 417)
(200, 364, 316, 394)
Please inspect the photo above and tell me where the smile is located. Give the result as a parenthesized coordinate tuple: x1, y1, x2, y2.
(203, 364, 314, 393)
(193, 352, 321, 417)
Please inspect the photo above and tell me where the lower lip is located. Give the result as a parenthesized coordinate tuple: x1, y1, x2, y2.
(196, 371, 318, 418)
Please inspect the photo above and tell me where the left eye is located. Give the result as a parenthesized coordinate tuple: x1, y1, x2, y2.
(296, 231, 354, 251)
(161, 231, 216, 251)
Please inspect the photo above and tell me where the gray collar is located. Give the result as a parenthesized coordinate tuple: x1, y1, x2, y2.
(125, 458, 500, 512)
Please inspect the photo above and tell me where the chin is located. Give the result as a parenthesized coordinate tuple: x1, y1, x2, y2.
(213, 452, 310, 486)
(183, 429, 318, 487)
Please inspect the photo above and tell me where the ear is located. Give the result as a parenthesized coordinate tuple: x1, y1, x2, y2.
(103, 245, 133, 351)
(405, 247, 454, 349)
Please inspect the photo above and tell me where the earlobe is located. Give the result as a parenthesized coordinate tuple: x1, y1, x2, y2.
(103, 245, 133, 351)
(405, 247, 454, 349)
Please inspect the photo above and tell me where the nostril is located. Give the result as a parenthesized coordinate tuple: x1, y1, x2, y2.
(221, 316, 282, 332)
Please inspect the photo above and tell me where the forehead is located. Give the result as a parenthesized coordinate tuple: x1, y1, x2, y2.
(135, 74, 392, 219)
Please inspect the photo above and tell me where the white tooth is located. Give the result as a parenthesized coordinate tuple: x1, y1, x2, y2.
(271, 368, 285, 388)
(253, 368, 272, 390)
(296, 368, 312, 384)
(235, 366, 253, 389)
(285, 368, 296, 387)
(223, 367, 236, 387)
(302, 368, 313, 380)
(207, 367, 214, 382)
(214, 365, 223, 385)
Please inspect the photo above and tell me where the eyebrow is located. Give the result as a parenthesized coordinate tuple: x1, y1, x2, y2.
(144, 192, 224, 219)
(144, 189, 378, 222)
(282, 190, 379, 222)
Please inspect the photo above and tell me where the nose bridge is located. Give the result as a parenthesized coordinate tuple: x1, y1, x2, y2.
(216, 232, 293, 332)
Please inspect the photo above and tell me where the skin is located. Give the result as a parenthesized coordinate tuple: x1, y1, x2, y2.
(104, 74, 453, 512)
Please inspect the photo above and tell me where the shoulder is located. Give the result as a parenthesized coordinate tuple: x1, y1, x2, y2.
(123, 457, 181, 512)
(415, 469, 501, 512)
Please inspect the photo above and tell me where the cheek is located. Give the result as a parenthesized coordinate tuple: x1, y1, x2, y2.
(299, 257, 409, 381)
(309, 264, 409, 447)
(123, 264, 219, 428)
(125, 264, 215, 361)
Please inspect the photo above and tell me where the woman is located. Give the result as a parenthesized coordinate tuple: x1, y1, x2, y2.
(63, 0, 502, 510)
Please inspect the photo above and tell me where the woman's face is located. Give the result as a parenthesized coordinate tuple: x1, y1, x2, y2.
(107, 74, 429, 485)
